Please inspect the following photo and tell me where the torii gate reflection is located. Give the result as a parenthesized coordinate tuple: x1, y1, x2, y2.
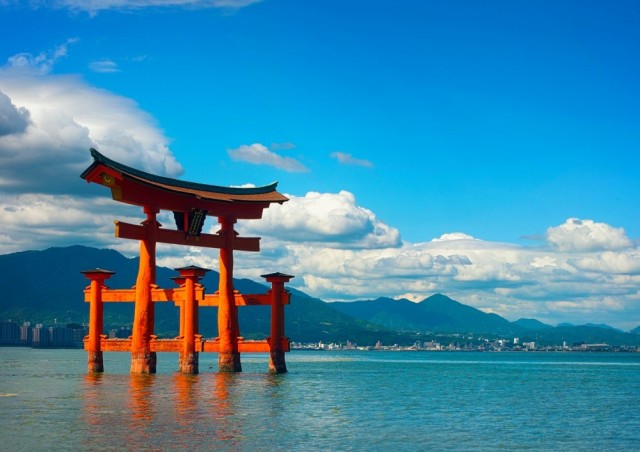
(80, 148, 293, 374)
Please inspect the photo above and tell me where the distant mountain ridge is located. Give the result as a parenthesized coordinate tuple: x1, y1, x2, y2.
(514, 318, 553, 330)
(330, 294, 520, 336)
(330, 296, 639, 346)
(1, 246, 639, 346)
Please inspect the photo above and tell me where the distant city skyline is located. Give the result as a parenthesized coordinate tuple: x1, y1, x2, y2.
(0, 1, 639, 329)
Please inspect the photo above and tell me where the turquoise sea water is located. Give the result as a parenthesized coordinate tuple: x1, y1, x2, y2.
(0, 348, 639, 451)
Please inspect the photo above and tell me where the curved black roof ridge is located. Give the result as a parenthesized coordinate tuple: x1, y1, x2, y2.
(84, 148, 279, 195)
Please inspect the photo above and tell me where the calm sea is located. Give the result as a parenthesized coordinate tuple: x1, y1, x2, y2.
(0, 347, 638, 451)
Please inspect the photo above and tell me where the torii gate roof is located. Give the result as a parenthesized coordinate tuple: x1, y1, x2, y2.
(81, 148, 288, 219)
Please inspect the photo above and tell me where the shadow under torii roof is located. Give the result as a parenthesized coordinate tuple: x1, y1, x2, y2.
(81, 148, 288, 219)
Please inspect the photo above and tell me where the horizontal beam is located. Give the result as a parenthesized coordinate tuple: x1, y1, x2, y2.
(91, 338, 132, 352)
(202, 291, 273, 306)
(84, 286, 205, 303)
(202, 338, 290, 353)
(85, 287, 286, 306)
(202, 291, 290, 306)
(152, 339, 182, 353)
(115, 221, 260, 252)
(86, 337, 290, 353)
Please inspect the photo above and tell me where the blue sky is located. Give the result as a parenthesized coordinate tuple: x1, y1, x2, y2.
(1, 1, 639, 329)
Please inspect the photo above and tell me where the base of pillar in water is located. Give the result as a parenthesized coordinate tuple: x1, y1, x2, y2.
(218, 351, 242, 372)
(87, 351, 104, 373)
(269, 350, 287, 374)
(130, 351, 157, 374)
(179, 352, 199, 374)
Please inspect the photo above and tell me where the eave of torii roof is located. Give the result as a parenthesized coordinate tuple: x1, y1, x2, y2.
(81, 148, 288, 218)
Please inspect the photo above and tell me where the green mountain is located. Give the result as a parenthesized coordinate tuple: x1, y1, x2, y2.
(0, 245, 140, 323)
(534, 325, 640, 346)
(330, 293, 522, 336)
(584, 323, 622, 332)
(329, 294, 640, 345)
(514, 318, 553, 330)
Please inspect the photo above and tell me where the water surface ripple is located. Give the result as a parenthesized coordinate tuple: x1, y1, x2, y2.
(1, 348, 638, 450)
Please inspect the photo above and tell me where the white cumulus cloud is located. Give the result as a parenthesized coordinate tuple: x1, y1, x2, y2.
(0, 193, 142, 254)
(0, 48, 183, 195)
(546, 218, 633, 252)
(226, 215, 640, 329)
(0, 90, 30, 137)
(571, 251, 640, 275)
(237, 190, 401, 249)
(0, 43, 185, 257)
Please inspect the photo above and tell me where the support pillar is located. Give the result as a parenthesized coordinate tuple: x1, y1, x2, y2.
(217, 216, 242, 372)
(176, 266, 208, 374)
(81, 269, 115, 373)
(131, 207, 159, 373)
(172, 276, 187, 338)
(262, 272, 294, 374)
(172, 275, 186, 368)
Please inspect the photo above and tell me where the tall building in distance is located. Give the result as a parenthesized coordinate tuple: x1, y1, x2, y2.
(0, 321, 20, 345)
(20, 322, 33, 345)
(0, 321, 89, 348)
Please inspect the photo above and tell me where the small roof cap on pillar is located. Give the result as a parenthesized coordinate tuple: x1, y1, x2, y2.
(174, 265, 210, 272)
(261, 272, 295, 282)
(81, 268, 115, 280)
(175, 265, 210, 277)
(81, 268, 116, 275)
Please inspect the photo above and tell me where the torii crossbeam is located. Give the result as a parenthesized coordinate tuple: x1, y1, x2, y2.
(80, 148, 292, 374)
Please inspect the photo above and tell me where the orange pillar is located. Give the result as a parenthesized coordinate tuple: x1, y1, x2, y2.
(131, 206, 159, 373)
(262, 272, 294, 374)
(172, 276, 186, 367)
(177, 266, 208, 374)
(172, 276, 187, 337)
(217, 216, 241, 372)
(82, 269, 114, 373)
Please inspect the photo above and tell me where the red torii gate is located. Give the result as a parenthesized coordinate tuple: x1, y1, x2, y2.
(80, 148, 293, 374)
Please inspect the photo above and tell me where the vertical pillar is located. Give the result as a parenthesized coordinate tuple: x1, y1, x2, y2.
(81, 269, 115, 373)
(172, 276, 187, 339)
(176, 266, 208, 374)
(131, 206, 159, 373)
(172, 276, 186, 367)
(217, 216, 241, 372)
(262, 272, 294, 374)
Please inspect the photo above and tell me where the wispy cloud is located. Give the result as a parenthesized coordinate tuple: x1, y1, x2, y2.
(228, 143, 309, 173)
(6, 38, 78, 75)
(331, 151, 373, 168)
(128, 55, 150, 62)
(89, 59, 119, 73)
(31, 0, 261, 14)
(270, 142, 296, 151)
